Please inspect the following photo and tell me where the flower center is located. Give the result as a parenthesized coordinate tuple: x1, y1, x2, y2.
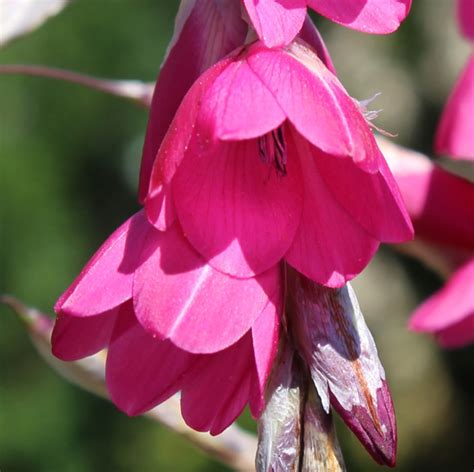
(258, 128, 287, 176)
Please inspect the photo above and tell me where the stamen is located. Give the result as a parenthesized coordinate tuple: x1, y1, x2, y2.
(258, 128, 288, 176)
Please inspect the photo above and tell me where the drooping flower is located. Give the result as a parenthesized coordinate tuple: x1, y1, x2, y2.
(434, 0, 474, 161)
(242, 0, 412, 48)
(381, 138, 474, 347)
(53, 210, 280, 434)
(145, 39, 413, 288)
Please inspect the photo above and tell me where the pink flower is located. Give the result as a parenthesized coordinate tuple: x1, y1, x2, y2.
(53, 210, 280, 434)
(434, 0, 474, 161)
(382, 139, 474, 347)
(242, 0, 412, 48)
(145, 39, 413, 288)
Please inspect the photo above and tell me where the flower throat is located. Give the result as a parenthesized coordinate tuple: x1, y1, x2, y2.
(258, 128, 287, 176)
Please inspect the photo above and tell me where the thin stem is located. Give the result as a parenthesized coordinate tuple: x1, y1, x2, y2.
(0, 64, 154, 107)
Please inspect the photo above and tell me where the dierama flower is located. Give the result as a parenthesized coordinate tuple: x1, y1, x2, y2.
(242, 0, 412, 48)
(53, 211, 280, 434)
(434, 0, 474, 160)
(145, 39, 413, 287)
(381, 138, 474, 348)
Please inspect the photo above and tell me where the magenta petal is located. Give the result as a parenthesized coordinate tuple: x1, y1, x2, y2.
(172, 134, 303, 278)
(309, 0, 411, 34)
(458, 0, 474, 41)
(199, 57, 286, 141)
(410, 259, 474, 343)
(435, 53, 474, 160)
(290, 274, 397, 466)
(52, 309, 118, 361)
(436, 314, 474, 348)
(249, 296, 281, 418)
(298, 15, 336, 74)
(55, 211, 148, 317)
(285, 131, 379, 287)
(315, 146, 413, 243)
(385, 144, 474, 251)
(106, 302, 194, 416)
(138, 0, 247, 202)
(145, 57, 234, 230)
(180, 333, 254, 435)
(243, 0, 307, 47)
(133, 223, 281, 354)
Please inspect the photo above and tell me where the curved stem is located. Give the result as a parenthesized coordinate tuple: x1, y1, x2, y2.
(0, 64, 154, 107)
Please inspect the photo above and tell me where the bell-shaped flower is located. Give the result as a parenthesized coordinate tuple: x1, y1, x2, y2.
(381, 138, 474, 348)
(435, 0, 474, 161)
(287, 270, 397, 466)
(53, 210, 280, 434)
(242, 0, 412, 48)
(146, 39, 413, 288)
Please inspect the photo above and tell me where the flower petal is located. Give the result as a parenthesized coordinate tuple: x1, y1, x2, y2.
(172, 132, 303, 277)
(384, 143, 474, 251)
(139, 0, 247, 202)
(249, 295, 281, 417)
(458, 0, 474, 42)
(145, 57, 235, 230)
(309, 0, 411, 34)
(284, 131, 379, 287)
(105, 302, 194, 416)
(315, 145, 413, 242)
(435, 53, 474, 160)
(180, 333, 254, 435)
(133, 223, 280, 354)
(247, 42, 379, 170)
(55, 211, 149, 317)
(410, 259, 474, 336)
(298, 15, 336, 74)
(243, 0, 307, 47)
(436, 313, 474, 348)
(199, 55, 286, 141)
(289, 274, 397, 466)
(52, 309, 118, 361)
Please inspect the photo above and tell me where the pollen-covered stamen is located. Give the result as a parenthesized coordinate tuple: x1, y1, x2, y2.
(258, 128, 288, 176)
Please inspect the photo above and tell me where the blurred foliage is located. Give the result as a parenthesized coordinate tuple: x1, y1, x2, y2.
(1, 1, 473, 471)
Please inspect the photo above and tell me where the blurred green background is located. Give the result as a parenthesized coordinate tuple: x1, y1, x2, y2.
(1, 1, 472, 471)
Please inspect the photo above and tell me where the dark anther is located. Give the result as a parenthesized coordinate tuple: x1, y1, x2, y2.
(258, 128, 287, 176)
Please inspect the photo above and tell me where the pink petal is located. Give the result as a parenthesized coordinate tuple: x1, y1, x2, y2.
(436, 313, 474, 348)
(458, 0, 474, 41)
(309, 0, 411, 34)
(133, 223, 281, 354)
(51, 309, 118, 361)
(314, 145, 413, 243)
(105, 302, 194, 416)
(199, 56, 286, 141)
(138, 0, 247, 202)
(180, 333, 254, 435)
(435, 53, 474, 160)
(298, 15, 336, 74)
(247, 43, 379, 170)
(145, 57, 235, 230)
(242, 0, 307, 47)
(386, 148, 474, 251)
(172, 130, 303, 277)
(55, 211, 149, 317)
(410, 259, 474, 334)
(284, 130, 379, 287)
(249, 296, 281, 417)
(290, 274, 397, 466)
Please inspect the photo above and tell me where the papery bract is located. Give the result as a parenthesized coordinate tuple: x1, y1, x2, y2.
(242, 0, 412, 47)
(288, 271, 397, 466)
(146, 39, 413, 288)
